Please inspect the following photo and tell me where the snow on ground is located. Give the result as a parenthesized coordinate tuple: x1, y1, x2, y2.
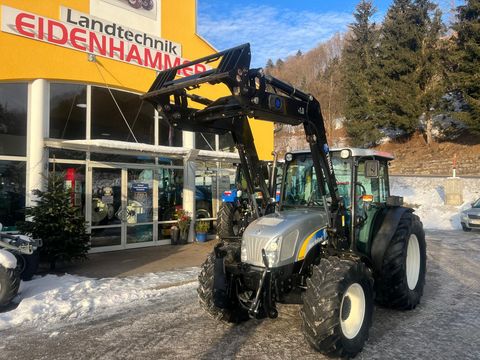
(0, 268, 199, 331)
(391, 176, 480, 230)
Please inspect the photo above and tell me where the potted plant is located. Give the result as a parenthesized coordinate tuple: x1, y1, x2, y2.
(195, 220, 210, 242)
(174, 209, 191, 245)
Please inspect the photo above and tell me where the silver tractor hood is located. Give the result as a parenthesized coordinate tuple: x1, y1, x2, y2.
(241, 209, 329, 268)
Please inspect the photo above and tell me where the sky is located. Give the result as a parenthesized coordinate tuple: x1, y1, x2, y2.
(197, 0, 458, 67)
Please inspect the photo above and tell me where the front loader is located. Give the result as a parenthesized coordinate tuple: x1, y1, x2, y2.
(142, 44, 426, 358)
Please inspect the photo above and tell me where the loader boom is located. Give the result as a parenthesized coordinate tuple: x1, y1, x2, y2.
(141, 43, 341, 225)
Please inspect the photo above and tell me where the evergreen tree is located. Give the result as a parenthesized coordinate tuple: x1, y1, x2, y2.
(296, 49, 303, 57)
(414, 3, 446, 144)
(17, 173, 90, 269)
(376, 0, 422, 134)
(275, 58, 284, 68)
(450, 0, 480, 130)
(266, 58, 274, 70)
(342, 0, 381, 146)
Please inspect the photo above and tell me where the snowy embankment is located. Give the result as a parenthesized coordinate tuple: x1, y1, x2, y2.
(391, 176, 480, 230)
(0, 268, 199, 331)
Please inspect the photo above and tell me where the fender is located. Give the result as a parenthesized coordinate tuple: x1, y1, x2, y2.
(0, 248, 18, 269)
(370, 206, 413, 272)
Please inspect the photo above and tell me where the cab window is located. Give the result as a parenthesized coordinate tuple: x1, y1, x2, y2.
(356, 160, 389, 203)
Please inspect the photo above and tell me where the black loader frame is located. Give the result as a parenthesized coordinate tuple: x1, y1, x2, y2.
(142, 43, 346, 239)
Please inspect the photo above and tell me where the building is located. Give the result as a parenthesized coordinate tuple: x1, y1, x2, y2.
(0, 0, 273, 252)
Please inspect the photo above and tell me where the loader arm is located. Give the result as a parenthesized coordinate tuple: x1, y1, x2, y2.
(141, 43, 340, 223)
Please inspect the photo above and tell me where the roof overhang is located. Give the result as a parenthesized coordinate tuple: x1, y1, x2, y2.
(44, 139, 240, 163)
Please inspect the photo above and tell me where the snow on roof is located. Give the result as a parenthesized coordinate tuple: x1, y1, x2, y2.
(45, 139, 240, 163)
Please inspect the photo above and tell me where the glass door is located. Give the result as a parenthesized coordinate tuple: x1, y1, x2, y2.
(90, 167, 155, 250)
(90, 168, 123, 249)
(125, 168, 154, 246)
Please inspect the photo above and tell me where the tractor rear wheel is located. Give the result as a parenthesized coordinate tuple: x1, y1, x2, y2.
(216, 203, 242, 238)
(197, 251, 248, 323)
(375, 212, 426, 310)
(301, 257, 374, 358)
(0, 265, 20, 308)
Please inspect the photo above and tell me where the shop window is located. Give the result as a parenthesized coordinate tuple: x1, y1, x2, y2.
(91, 86, 155, 144)
(49, 148, 86, 161)
(48, 163, 86, 215)
(91, 227, 121, 248)
(195, 132, 216, 151)
(90, 152, 155, 163)
(195, 169, 214, 219)
(0, 161, 26, 230)
(0, 83, 27, 156)
(219, 133, 236, 152)
(158, 118, 182, 147)
(157, 168, 183, 221)
(50, 83, 87, 140)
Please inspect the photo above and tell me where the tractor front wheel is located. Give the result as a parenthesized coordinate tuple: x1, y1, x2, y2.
(301, 257, 374, 358)
(375, 212, 426, 309)
(197, 251, 248, 323)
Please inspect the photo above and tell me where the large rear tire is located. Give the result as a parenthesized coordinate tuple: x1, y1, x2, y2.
(375, 212, 426, 310)
(0, 265, 20, 308)
(301, 257, 374, 358)
(216, 203, 242, 238)
(197, 251, 248, 323)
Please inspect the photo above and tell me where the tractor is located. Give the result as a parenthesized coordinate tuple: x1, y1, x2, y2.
(142, 44, 426, 357)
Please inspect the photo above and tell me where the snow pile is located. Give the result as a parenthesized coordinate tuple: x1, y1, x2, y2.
(0, 250, 17, 269)
(0, 267, 199, 331)
(391, 176, 480, 230)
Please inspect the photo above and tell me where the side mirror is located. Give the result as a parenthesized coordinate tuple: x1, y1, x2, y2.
(365, 160, 379, 178)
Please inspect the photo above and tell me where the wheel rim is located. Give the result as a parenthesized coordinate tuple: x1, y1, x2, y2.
(340, 283, 366, 339)
(406, 234, 421, 290)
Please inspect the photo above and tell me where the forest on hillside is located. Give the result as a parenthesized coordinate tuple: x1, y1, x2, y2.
(267, 0, 479, 148)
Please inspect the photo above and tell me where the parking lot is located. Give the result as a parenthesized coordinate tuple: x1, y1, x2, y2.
(0, 229, 479, 360)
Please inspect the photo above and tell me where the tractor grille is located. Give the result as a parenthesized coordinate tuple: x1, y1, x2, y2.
(469, 223, 480, 228)
(243, 235, 270, 267)
(468, 214, 480, 220)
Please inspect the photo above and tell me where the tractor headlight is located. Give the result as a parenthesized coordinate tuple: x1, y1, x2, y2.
(264, 236, 282, 267)
(461, 212, 469, 221)
(241, 241, 247, 262)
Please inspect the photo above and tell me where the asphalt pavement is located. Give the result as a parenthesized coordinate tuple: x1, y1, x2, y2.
(1, 230, 479, 360)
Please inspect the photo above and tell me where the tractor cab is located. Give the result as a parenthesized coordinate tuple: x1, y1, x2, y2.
(281, 148, 398, 255)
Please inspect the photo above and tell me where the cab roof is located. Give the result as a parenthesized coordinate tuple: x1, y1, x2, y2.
(290, 147, 395, 160)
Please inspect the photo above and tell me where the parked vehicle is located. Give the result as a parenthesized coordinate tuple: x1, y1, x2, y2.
(460, 198, 480, 231)
(0, 222, 42, 307)
(142, 44, 426, 357)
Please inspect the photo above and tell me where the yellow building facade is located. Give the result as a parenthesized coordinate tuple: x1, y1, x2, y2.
(0, 0, 273, 250)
